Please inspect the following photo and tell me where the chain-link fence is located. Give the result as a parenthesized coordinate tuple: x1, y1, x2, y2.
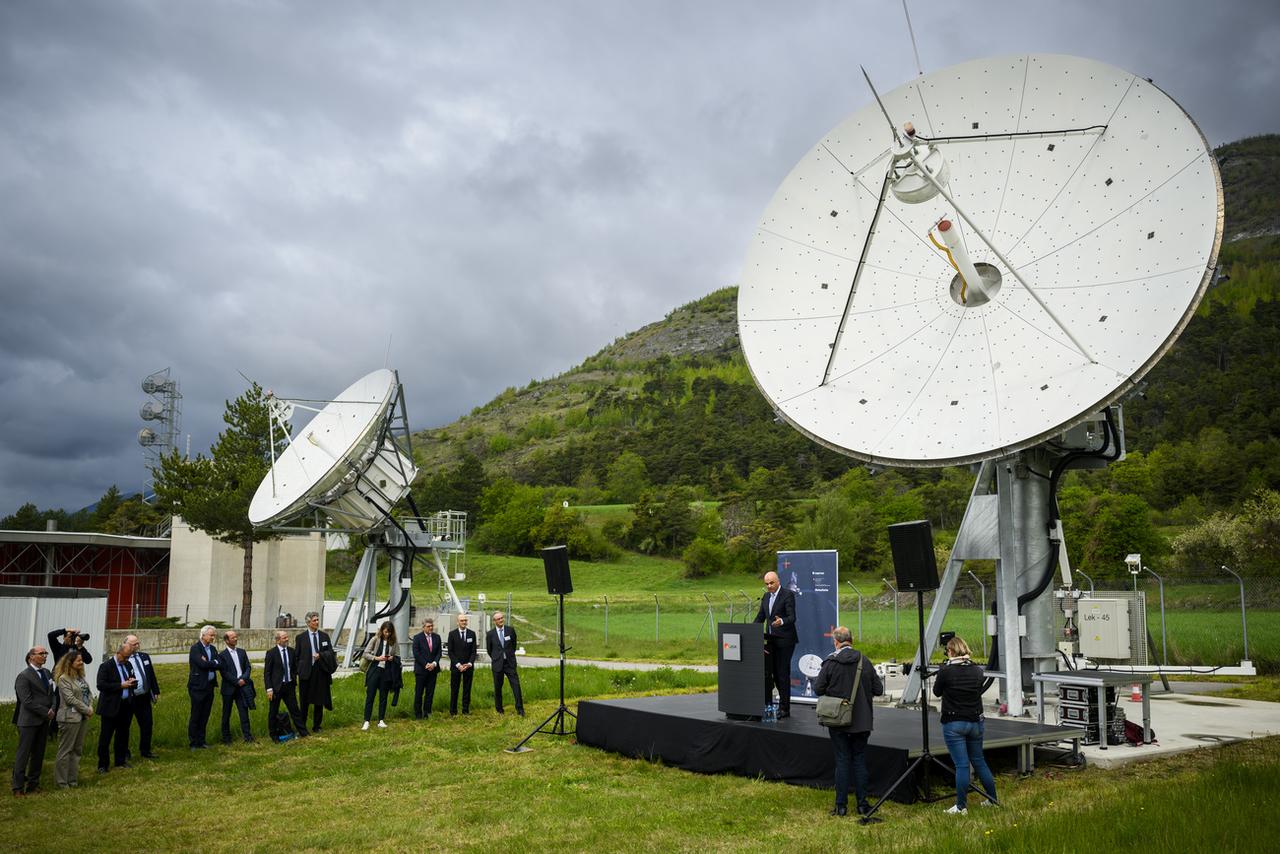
(419, 573, 1278, 672)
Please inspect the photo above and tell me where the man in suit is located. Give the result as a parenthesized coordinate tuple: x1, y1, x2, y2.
(411, 617, 442, 719)
(295, 611, 335, 733)
(47, 627, 94, 666)
(448, 614, 477, 716)
(95, 642, 137, 773)
(187, 625, 220, 749)
(218, 630, 255, 743)
(12, 646, 54, 795)
(754, 570, 798, 719)
(125, 634, 160, 759)
(486, 611, 524, 716)
(263, 630, 308, 739)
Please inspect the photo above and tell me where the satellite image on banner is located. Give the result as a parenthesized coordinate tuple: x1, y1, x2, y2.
(777, 550, 839, 703)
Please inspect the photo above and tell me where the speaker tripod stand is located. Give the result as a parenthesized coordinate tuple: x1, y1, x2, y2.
(507, 587, 575, 752)
(860, 589, 994, 823)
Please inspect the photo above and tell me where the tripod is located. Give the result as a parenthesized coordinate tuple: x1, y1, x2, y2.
(860, 590, 992, 823)
(508, 588, 575, 752)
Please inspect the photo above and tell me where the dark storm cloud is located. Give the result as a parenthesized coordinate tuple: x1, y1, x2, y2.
(0, 0, 1276, 514)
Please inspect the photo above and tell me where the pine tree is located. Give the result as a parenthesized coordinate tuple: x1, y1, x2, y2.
(152, 383, 288, 628)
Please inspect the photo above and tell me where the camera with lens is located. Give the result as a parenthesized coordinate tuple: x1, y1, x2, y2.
(68, 630, 90, 643)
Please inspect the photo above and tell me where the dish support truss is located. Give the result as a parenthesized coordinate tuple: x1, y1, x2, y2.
(331, 511, 468, 667)
(900, 410, 1122, 716)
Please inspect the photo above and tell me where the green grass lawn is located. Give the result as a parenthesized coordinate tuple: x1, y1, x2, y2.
(2, 663, 1278, 852)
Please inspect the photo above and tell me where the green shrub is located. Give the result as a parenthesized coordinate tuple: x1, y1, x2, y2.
(682, 537, 728, 578)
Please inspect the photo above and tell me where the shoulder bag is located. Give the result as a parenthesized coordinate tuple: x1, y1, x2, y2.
(815, 655, 864, 728)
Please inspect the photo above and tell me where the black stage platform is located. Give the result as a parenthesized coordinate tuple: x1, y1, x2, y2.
(576, 693, 1077, 802)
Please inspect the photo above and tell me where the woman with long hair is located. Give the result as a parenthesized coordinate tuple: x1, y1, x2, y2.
(53, 649, 94, 787)
(932, 635, 999, 814)
(361, 621, 398, 730)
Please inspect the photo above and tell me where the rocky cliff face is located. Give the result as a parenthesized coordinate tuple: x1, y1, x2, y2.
(1218, 134, 1280, 242)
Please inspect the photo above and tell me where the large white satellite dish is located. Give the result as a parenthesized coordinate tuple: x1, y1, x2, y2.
(249, 368, 418, 530)
(739, 53, 1223, 467)
(739, 53, 1225, 716)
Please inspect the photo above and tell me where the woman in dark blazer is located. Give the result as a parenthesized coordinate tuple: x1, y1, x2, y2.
(361, 621, 398, 730)
(813, 625, 883, 818)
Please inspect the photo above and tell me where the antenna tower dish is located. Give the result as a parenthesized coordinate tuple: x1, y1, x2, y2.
(739, 54, 1222, 714)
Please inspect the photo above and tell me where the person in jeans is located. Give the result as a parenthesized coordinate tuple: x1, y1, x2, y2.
(932, 635, 998, 814)
(813, 626, 884, 818)
(53, 649, 94, 787)
(361, 621, 398, 730)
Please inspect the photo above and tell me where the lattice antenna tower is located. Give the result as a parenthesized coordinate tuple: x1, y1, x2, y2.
(138, 367, 182, 497)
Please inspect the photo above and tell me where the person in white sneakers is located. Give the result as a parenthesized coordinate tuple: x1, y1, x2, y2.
(932, 635, 998, 814)
(361, 621, 398, 730)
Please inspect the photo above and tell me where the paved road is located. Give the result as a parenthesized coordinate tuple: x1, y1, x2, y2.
(150, 650, 715, 672)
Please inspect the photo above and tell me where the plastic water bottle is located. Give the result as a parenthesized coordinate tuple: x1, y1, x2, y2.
(764, 703, 777, 724)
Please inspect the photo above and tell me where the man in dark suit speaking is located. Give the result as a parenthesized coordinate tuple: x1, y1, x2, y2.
(754, 570, 798, 719)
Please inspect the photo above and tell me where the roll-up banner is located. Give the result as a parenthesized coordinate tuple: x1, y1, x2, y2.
(776, 550, 839, 705)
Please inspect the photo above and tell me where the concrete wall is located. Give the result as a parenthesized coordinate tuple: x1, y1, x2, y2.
(105, 627, 353, 654)
(167, 517, 325, 628)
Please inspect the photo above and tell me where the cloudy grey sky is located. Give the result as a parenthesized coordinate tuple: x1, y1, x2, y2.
(1, 0, 1277, 515)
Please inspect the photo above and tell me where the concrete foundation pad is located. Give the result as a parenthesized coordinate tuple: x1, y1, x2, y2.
(879, 672, 1280, 770)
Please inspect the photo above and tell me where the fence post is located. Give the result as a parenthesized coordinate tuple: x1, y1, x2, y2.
(1143, 566, 1168, 665)
(184, 604, 189, 626)
(604, 595, 609, 645)
(1221, 564, 1250, 662)
(231, 605, 237, 628)
(722, 593, 735, 624)
(882, 578, 899, 643)
(966, 570, 987, 657)
(654, 594, 660, 643)
(1075, 568, 1095, 596)
(738, 589, 754, 616)
(845, 582, 863, 641)
(696, 593, 714, 641)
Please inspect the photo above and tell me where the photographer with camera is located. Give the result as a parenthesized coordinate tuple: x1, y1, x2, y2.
(47, 628, 93, 666)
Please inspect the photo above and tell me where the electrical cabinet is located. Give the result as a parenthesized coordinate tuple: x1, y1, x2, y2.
(1079, 598, 1130, 659)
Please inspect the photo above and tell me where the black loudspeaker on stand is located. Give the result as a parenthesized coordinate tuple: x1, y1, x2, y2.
(861, 520, 993, 823)
(508, 545, 576, 752)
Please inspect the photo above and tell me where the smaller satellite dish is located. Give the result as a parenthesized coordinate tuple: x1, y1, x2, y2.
(140, 401, 166, 421)
(142, 370, 176, 395)
(798, 653, 825, 678)
(138, 427, 158, 446)
(249, 369, 419, 530)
